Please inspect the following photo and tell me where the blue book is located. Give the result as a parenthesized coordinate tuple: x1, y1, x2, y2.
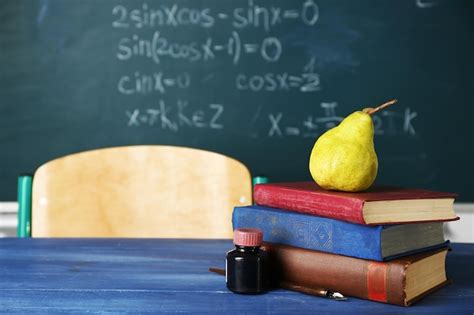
(232, 205, 448, 261)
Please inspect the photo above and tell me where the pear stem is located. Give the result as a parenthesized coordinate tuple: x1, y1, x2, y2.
(365, 99, 398, 115)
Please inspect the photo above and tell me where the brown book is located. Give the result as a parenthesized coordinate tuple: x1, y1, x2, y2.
(262, 243, 449, 306)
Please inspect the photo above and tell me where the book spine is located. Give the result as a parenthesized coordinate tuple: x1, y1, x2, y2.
(232, 206, 383, 261)
(263, 243, 407, 306)
(254, 185, 366, 224)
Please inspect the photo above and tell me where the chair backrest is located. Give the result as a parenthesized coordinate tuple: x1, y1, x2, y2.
(31, 146, 252, 238)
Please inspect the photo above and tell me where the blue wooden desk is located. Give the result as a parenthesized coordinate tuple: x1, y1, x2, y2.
(0, 239, 472, 314)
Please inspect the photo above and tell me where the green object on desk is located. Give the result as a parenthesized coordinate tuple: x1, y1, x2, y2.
(17, 175, 32, 238)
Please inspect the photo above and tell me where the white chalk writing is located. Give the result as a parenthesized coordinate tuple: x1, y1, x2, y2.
(112, 0, 319, 32)
(116, 31, 281, 65)
(266, 103, 417, 138)
(111, 0, 416, 141)
(118, 72, 190, 95)
(126, 101, 224, 131)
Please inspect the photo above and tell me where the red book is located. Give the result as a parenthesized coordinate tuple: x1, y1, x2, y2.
(254, 182, 458, 225)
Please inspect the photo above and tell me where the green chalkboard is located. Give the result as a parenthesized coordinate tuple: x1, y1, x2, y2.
(0, 0, 472, 201)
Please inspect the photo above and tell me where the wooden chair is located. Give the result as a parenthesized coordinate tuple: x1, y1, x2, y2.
(29, 146, 252, 238)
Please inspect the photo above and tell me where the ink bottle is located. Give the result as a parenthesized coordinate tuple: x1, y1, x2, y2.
(226, 228, 268, 294)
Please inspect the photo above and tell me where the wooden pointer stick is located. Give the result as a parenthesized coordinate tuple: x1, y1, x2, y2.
(363, 99, 398, 115)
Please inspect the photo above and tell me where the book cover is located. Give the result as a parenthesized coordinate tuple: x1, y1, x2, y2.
(254, 181, 458, 225)
(232, 205, 448, 261)
(263, 243, 449, 306)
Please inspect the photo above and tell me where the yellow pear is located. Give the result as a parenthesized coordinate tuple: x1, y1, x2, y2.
(309, 100, 397, 192)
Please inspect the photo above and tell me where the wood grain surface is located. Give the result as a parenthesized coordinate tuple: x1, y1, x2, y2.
(32, 146, 252, 237)
(0, 239, 472, 314)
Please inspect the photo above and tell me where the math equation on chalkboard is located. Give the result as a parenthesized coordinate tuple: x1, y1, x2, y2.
(111, 0, 417, 139)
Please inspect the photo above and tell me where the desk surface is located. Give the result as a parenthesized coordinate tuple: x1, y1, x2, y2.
(0, 239, 472, 314)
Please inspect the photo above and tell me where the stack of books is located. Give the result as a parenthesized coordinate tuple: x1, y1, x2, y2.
(232, 182, 458, 306)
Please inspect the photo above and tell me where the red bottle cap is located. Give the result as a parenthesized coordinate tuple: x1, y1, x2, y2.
(233, 228, 263, 247)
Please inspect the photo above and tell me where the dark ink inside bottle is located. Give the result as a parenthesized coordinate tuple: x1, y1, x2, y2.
(226, 228, 269, 294)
